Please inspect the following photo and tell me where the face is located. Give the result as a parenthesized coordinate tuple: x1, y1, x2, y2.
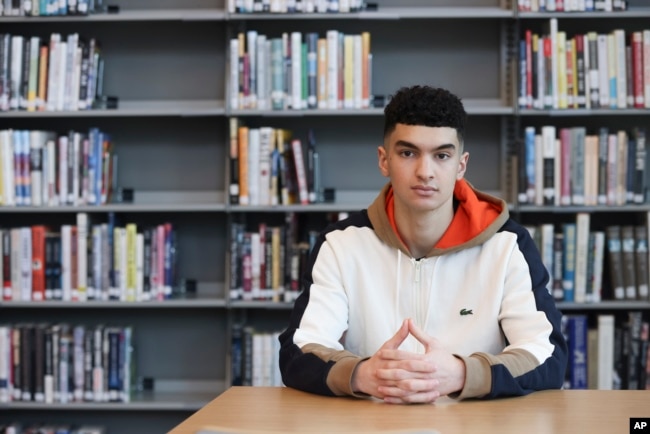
(378, 123, 468, 214)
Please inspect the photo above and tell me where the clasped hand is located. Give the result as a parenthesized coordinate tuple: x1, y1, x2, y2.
(351, 318, 466, 404)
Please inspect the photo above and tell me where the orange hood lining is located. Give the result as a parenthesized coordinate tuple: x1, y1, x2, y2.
(385, 179, 503, 250)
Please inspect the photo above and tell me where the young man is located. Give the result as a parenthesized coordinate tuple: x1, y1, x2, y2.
(278, 85, 567, 403)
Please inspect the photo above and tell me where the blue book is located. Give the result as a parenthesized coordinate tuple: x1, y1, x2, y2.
(524, 126, 536, 204)
(562, 223, 576, 302)
(567, 315, 588, 389)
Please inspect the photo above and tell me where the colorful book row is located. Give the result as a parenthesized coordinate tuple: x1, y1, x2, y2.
(0, 128, 116, 207)
(518, 0, 628, 12)
(562, 312, 650, 391)
(229, 29, 372, 111)
(517, 125, 648, 207)
(528, 214, 650, 303)
(228, 0, 366, 14)
(1, 215, 178, 303)
(0, 323, 134, 404)
(0, 33, 105, 112)
(0, 0, 98, 16)
(519, 21, 650, 110)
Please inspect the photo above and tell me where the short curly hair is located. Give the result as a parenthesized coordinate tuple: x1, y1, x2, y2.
(383, 85, 467, 148)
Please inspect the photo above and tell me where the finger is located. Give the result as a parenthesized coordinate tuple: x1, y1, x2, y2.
(378, 379, 440, 397)
(376, 363, 436, 381)
(406, 318, 438, 351)
(385, 390, 441, 405)
(377, 348, 428, 362)
(381, 318, 410, 350)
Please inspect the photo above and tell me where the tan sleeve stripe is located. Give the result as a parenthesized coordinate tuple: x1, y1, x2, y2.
(301, 343, 364, 396)
(454, 348, 539, 399)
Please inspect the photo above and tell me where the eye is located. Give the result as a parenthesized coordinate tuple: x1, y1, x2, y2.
(399, 150, 415, 158)
(436, 152, 451, 160)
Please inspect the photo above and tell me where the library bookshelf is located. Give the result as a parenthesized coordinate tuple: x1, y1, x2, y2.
(1, 0, 650, 433)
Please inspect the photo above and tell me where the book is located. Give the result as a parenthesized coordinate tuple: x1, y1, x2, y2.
(541, 125, 555, 205)
(573, 213, 590, 303)
(597, 314, 615, 389)
(620, 225, 637, 300)
(587, 327, 599, 389)
(237, 126, 249, 205)
(31, 225, 47, 302)
(290, 139, 309, 205)
(566, 315, 588, 389)
(605, 225, 625, 300)
(228, 118, 240, 205)
(552, 231, 564, 301)
(562, 222, 576, 302)
(632, 127, 646, 204)
(633, 225, 649, 301)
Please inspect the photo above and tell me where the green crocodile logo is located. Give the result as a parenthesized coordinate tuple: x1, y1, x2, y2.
(460, 308, 473, 316)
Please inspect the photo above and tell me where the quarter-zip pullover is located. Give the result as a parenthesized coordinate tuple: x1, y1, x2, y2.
(279, 179, 567, 399)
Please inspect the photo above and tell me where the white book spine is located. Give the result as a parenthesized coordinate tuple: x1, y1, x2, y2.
(58, 136, 68, 205)
(596, 34, 609, 108)
(573, 212, 590, 303)
(64, 34, 78, 111)
(56, 41, 68, 111)
(248, 128, 260, 206)
(597, 314, 614, 389)
(258, 127, 273, 206)
(291, 32, 302, 110)
(77, 212, 88, 301)
(256, 35, 268, 110)
(549, 18, 558, 109)
(1, 130, 14, 206)
(69, 46, 82, 112)
(46, 139, 58, 206)
(353, 34, 362, 109)
(534, 133, 543, 206)
(20, 227, 31, 302)
(614, 29, 627, 109)
(9, 36, 23, 111)
(541, 125, 556, 204)
(61, 225, 72, 301)
(46, 34, 61, 111)
(0, 327, 9, 403)
(326, 30, 339, 109)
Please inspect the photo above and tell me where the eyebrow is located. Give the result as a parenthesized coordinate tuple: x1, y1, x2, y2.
(393, 140, 457, 152)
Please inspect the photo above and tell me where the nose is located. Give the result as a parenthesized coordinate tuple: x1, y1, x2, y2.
(416, 156, 434, 180)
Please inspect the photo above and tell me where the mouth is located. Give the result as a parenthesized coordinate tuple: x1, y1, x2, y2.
(412, 186, 438, 196)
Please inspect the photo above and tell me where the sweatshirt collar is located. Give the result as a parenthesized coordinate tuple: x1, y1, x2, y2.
(368, 179, 509, 256)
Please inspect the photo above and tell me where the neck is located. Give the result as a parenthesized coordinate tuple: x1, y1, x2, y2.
(394, 201, 455, 258)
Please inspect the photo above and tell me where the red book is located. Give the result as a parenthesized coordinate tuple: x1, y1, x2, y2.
(31, 225, 47, 301)
(632, 31, 645, 108)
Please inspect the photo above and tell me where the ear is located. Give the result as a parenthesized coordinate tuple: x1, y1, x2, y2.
(456, 151, 469, 180)
(377, 145, 390, 178)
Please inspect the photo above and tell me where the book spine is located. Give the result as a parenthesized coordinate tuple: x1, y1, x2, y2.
(621, 225, 637, 300)
(567, 315, 588, 389)
(290, 139, 309, 205)
(606, 225, 625, 300)
(562, 223, 576, 302)
(541, 125, 555, 205)
(31, 225, 46, 301)
(633, 225, 649, 301)
(306, 32, 318, 109)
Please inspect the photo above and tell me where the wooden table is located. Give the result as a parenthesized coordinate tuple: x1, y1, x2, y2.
(168, 386, 650, 434)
